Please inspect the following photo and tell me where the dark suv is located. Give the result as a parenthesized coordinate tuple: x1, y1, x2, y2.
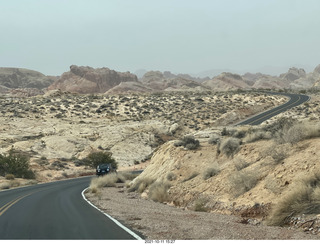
(96, 163, 115, 176)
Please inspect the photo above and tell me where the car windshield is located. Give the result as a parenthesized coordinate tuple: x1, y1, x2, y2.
(99, 164, 110, 169)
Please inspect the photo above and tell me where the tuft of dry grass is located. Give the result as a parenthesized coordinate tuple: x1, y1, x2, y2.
(275, 121, 320, 145)
(5, 174, 15, 180)
(244, 130, 271, 143)
(229, 169, 259, 197)
(266, 172, 320, 226)
(127, 177, 155, 193)
(202, 164, 220, 180)
(89, 172, 136, 192)
(148, 182, 171, 203)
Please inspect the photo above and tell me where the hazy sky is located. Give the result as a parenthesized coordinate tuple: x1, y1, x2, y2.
(1, 0, 320, 76)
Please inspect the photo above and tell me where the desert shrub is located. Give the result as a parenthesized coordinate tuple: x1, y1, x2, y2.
(174, 136, 200, 150)
(220, 137, 241, 158)
(194, 198, 209, 212)
(208, 135, 220, 145)
(89, 172, 136, 192)
(203, 164, 220, 180)
(89, 173, 119, 190)
(244, 130, 271, 143)
(166, 172, 177, 181)
(84, 151, 118, 169)
(0, 150, 35, 179)
(127, 177, 155, 193)
(234, 159, 250, 171)
(5, 174, 15, 180)
(270, 147, 287, 165)
(230, 170, 259, 197)
(266, 172, 320, 226)
(276, 121, 320, 144)
(265, 117, 296, 136)
(0, 182, 10, 190)
(148, 182, 171, 203)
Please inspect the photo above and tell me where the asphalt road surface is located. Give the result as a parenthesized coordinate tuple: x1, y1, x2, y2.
(0, 177, 141, 240)
(236, 92, 310, 126)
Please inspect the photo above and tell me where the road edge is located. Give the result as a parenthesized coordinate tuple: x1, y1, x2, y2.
(81, 187, 143, 240)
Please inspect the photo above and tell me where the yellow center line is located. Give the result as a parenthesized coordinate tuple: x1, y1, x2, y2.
(247, 95, 302, 125)
(0, 193, 33, 216)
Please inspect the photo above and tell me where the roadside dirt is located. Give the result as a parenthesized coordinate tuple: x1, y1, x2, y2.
(85, 184, 320, 240)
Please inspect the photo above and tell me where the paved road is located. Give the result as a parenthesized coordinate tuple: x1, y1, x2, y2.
(0, 177, 141, 240)
(236, 92, 310, 126)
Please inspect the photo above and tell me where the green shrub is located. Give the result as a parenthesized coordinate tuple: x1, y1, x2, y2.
(85, 151, 118, 169)
(0, 150, 35, 179)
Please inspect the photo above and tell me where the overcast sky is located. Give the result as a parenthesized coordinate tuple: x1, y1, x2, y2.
(1, 0, 320, 76)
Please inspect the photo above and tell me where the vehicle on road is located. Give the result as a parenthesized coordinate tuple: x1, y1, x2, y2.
(96, 163, 116, 176)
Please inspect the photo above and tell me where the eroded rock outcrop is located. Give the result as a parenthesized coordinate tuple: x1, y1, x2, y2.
(49, 65, 138, 94)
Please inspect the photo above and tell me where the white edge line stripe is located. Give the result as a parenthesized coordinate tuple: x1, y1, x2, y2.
(81, 187, 143, 240)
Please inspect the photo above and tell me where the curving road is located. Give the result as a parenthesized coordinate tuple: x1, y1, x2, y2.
(0, 92, 309, 240)
(0, 177, 142, 240)
(236, 92, 310, 126)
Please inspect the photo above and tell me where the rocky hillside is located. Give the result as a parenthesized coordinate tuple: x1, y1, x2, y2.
(130, 116, 320, 231)
(0, 90, 284, 183)
(48, 65, 138, 94)
(0, 68, 57, 97)
(0, 67, 56, 89)
(203, 72, 250, 90)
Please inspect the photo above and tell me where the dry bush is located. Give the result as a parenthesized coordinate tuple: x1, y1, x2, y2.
(275, 121, 320, 145)
(5, 174, 15, 180)
(166, 172, 177, 181)
(127, 177, 155, 193)
(260, 145, 288, 165)
(202, 164, 220, 180)
(148, 182, 171, 203)
(244, 130, 271, 143)
(266, 172, 320, 226)
(0, 182, 10, 190)
(89, 173, 118, 190)
(174, 135, 200, 150)
(208, 134, 220, 145)
(89, 172, 132, 191)
(193, 198, 209, 212)
(220, 137, 241, 158)
(234, 159, 250, 171)
(229, 170, 259, 197)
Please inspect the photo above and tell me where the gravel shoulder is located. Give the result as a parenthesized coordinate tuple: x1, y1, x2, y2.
(85, 184, 320, 240)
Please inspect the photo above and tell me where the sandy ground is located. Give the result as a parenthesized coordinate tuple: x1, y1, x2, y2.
(85, 184, 320, 240)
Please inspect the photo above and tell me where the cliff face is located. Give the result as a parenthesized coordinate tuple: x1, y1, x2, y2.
(48, 65, 138, 94)
(0, 67, 56, 89)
